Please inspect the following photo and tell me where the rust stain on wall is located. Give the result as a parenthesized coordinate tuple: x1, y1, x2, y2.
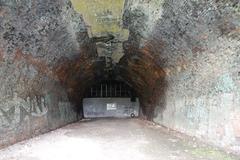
(0, 8, 7, 17)
(0, 48, 4, 62)
(14, 49, 53, 78)
(10, 36, 100, 103)
(119, 40, 166, 120)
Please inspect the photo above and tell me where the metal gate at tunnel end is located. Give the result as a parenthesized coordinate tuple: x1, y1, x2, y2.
(82, 80, 140, 118)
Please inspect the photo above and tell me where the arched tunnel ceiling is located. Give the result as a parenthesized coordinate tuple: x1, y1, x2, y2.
(67, 0, 169, 119)
(68, 0, 240, 119)
(0, 0, 239, 117)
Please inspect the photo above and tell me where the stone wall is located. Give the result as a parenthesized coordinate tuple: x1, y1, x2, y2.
(0, 0, 89, 148)
(123, 0, 240, 153)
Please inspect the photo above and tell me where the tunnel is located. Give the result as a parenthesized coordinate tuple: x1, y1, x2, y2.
(0, 0, 240, 159)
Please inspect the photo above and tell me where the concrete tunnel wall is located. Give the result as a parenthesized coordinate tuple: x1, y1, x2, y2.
(122, 0, 240, 153)
(0, 0, 240, 154)
(0, 0, 93, 148)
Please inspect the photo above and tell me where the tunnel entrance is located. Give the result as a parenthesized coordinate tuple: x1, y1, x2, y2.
(83, 80, 139, 118)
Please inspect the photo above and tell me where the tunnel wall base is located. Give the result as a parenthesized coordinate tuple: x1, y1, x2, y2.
(0, 91, 78, 149)
(154, 93, 240, 154)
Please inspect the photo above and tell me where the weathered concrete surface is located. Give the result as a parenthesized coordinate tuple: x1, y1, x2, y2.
(122, 0, 240, 154)
(0, 0, 98, 148)
(0, 119, 238, 160)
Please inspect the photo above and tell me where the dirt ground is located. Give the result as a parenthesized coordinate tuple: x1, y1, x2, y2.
(0, 118, 239, 160)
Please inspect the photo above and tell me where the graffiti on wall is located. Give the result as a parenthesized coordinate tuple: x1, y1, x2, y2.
(184, 96, 209, 126)
(0, 93, 48, 129)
